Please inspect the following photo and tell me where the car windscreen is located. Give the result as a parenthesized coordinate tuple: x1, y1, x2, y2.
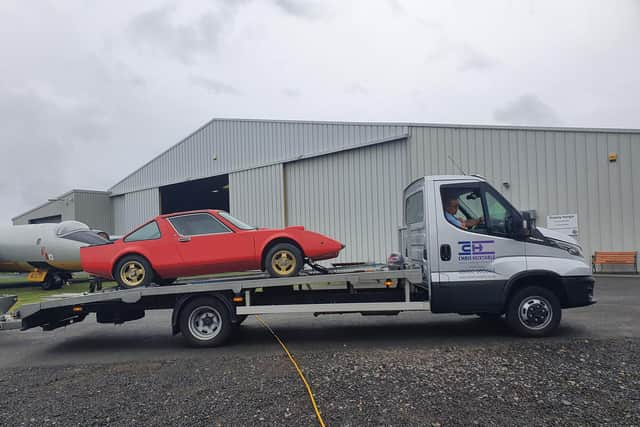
(217, 211, 256, 230)
(61, 231, 110, 245)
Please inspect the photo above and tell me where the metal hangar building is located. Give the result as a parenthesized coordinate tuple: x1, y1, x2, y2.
(13, 118, 640, 264)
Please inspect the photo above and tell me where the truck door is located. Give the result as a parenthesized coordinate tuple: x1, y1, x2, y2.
(403, 179, 428, 274)
(431, 180, 526, 313)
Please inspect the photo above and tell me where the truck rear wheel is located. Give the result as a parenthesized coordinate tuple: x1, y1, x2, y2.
(506, 286, 561, 337)
(179, 297, 232, 347)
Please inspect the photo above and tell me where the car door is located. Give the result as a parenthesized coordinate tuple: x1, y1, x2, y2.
(431, 180, 526, 313)
(166, 213, 255, 276)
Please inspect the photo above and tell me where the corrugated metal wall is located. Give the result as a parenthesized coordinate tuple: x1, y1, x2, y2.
(229, 164, 285, 228)
(285, 140, 408, 263)
(112, 188, 160, 235)
(110, 119, 408, 195)
(12, 190, 111, 232)
(407, 126, 640, 257)
(104, 117, 639, 262)
(74, 192, 113, 233)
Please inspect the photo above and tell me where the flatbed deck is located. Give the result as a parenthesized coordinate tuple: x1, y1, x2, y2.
(1, 268, 427, 346)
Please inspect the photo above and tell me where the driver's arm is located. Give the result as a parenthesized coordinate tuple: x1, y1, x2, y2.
(463, 217, 484, 228)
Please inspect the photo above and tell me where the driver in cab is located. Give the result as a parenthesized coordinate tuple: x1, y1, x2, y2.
(445, 197, 483, 230)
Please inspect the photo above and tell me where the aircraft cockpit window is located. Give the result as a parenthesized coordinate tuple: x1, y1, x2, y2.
(62, 231, 109, 245)
(55, 220, 89, 237)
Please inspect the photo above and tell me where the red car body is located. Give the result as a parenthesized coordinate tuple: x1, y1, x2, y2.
(80, 210, 344, 280)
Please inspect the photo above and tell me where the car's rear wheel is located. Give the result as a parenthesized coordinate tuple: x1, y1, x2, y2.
(114, 255, 153, 289)
(264, 243, 303, 278)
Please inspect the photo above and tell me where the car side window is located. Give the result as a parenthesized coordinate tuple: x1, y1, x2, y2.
(168, 213, 230, 236)
(124, 221, 161, 242)
(405, 191, 424, 225)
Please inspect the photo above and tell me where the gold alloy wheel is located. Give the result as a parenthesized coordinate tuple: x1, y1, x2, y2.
(120, 260, 146, 287)
(271, 250, 296, 276)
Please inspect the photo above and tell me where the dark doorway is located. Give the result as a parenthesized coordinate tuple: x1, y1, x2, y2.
(160, 175, 229, 214)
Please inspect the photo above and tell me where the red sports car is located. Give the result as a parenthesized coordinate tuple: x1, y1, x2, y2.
(80, 210, 344, 289)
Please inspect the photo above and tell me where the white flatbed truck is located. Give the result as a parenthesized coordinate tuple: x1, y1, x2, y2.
(0, 175, 596, 347)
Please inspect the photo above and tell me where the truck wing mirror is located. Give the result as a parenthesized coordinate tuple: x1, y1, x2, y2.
(520, 210, 537, 236)
(508, 215, 526, 238)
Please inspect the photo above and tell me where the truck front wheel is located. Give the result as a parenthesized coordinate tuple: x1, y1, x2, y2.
(506, 286, 561, 337)
(179, 297, 232, 347)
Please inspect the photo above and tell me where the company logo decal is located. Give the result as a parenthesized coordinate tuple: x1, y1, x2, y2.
(458, 240, 495, 262)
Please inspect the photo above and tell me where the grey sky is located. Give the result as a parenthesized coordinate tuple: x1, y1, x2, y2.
(0, 0, 638, 224)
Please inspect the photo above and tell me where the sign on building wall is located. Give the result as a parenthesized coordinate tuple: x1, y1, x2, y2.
(546, 214, 578, 238)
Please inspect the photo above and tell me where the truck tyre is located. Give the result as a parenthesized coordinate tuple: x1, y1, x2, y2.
(114, 255, 154, 289)
(179, 297, 232, 347)
(265, 243, 303, 278)
(506, 286, 561, 337)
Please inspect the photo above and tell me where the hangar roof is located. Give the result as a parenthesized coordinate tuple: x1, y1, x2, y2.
(109, 118, 640, 196)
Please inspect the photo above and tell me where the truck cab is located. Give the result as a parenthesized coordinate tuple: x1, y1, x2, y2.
(401, 175, 595, 336)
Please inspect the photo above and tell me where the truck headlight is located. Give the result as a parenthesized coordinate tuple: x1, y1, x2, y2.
(551, 239, 583, 258)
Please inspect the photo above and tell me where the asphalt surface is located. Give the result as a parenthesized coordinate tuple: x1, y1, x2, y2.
(0, 276, 638, 426)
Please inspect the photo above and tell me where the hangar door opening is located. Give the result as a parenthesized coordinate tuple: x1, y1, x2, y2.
(284, 140, 408, 264)
(160, 175, 229, 214)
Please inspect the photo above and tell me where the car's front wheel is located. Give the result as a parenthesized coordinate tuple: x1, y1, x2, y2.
(264, 243, 303, 278)
(114, 255, 154, 289)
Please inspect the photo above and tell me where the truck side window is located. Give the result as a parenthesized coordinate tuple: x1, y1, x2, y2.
(440, 185, 485, 231)
(405, 191, 424, 225)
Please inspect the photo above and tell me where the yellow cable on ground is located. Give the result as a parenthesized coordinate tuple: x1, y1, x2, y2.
(255, 315, 327, 427)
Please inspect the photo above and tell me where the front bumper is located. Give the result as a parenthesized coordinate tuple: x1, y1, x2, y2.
(561, 276, 596, 308)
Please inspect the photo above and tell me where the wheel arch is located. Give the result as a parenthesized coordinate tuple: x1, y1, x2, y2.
(503, 270, 568, 310)
(171, 292, 236, 335)
(260, 237, 305, 270)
